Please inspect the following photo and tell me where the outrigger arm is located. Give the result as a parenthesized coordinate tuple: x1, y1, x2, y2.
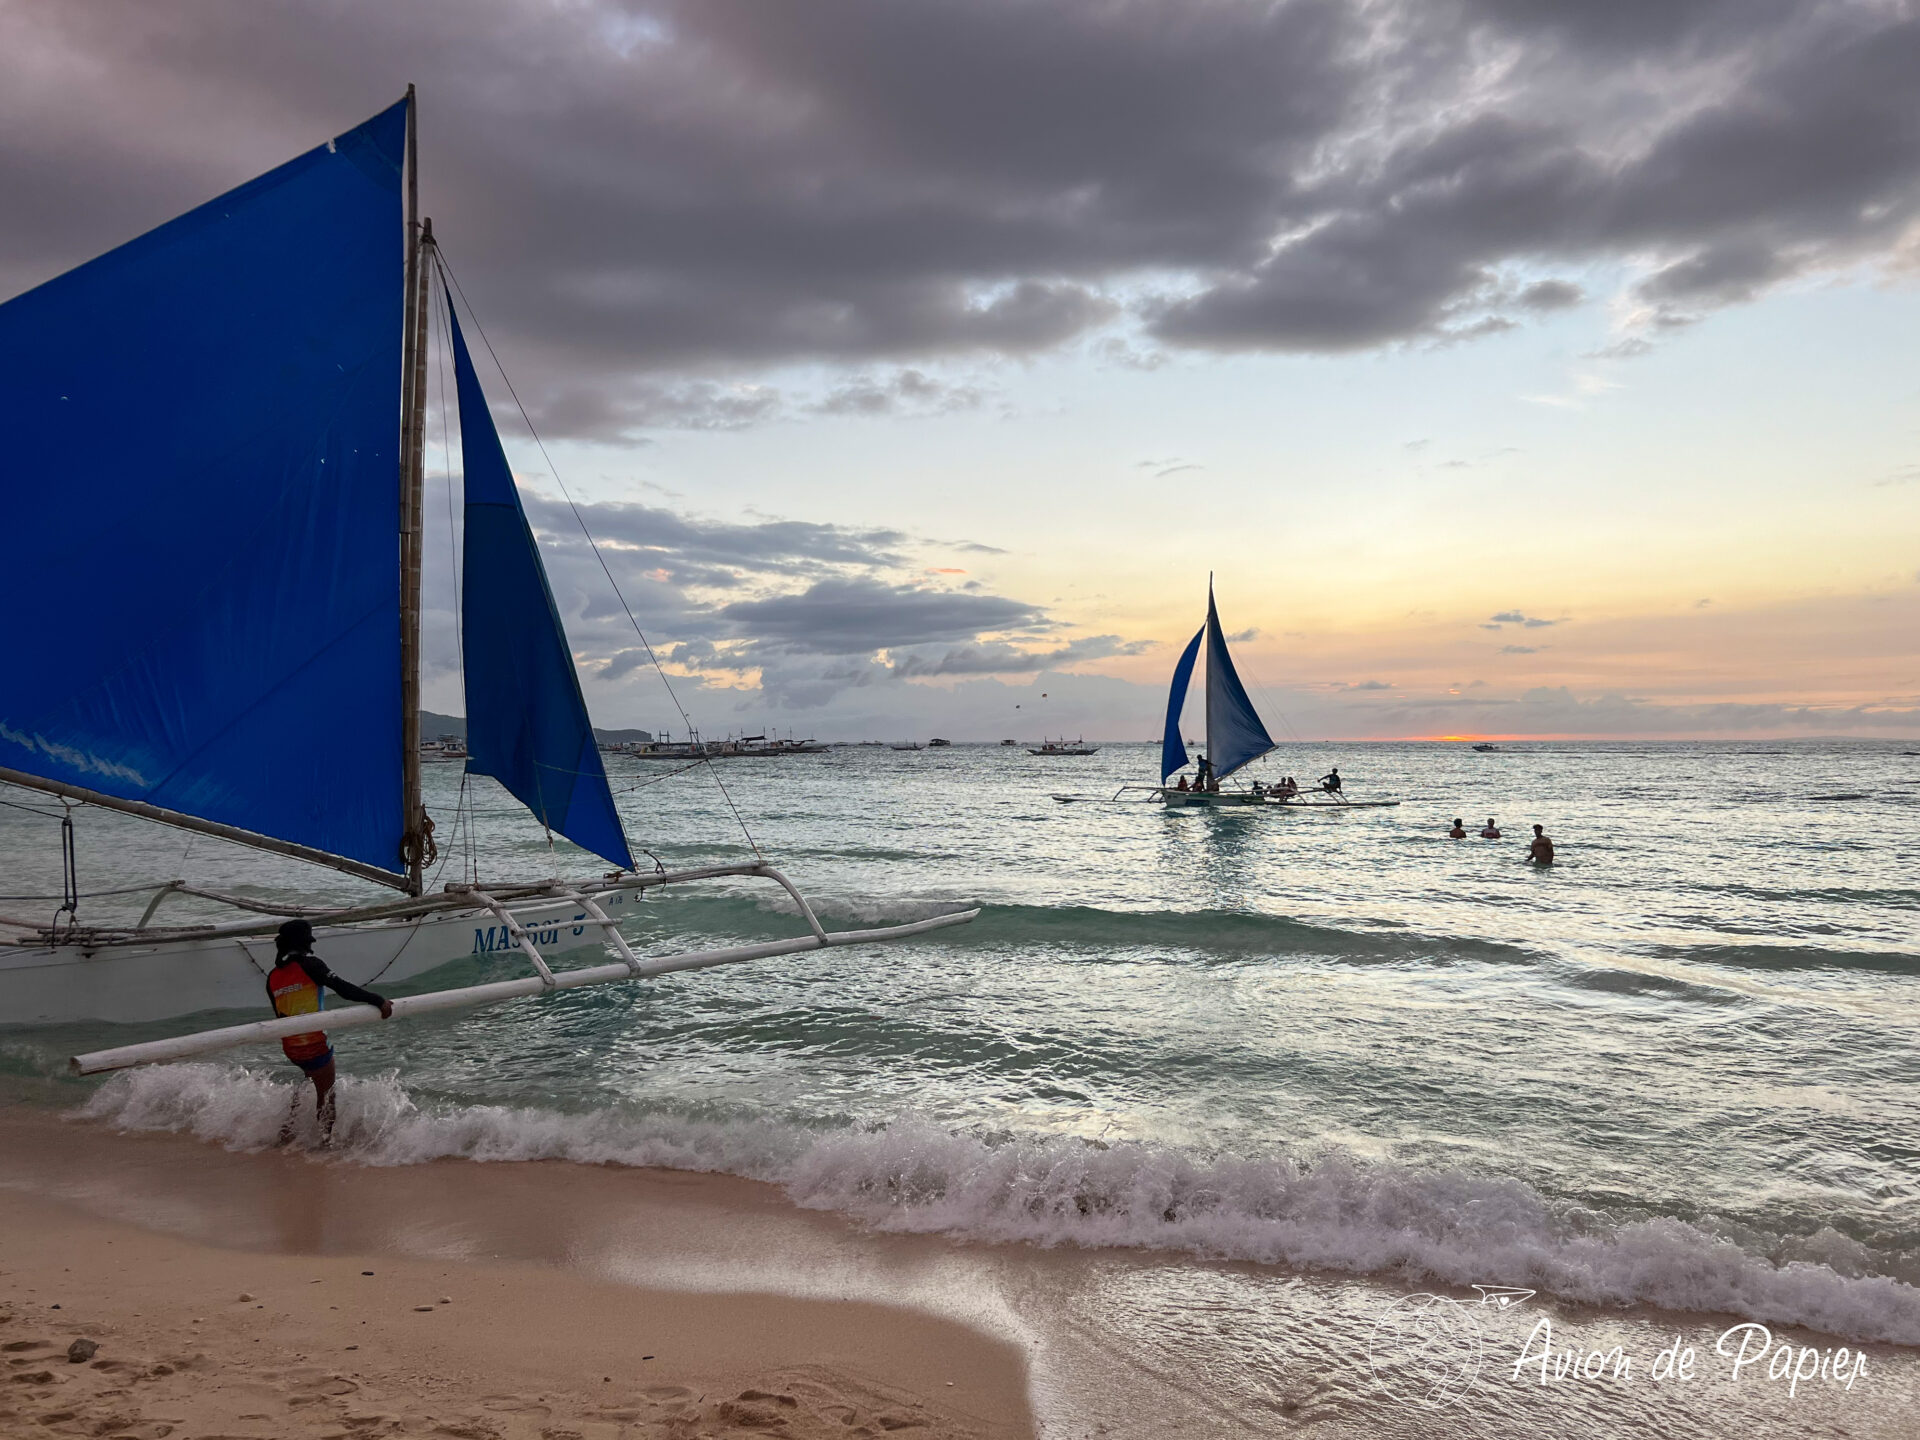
(69, 865, 977, 1075)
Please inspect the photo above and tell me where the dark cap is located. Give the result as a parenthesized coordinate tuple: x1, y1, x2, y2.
(275, 918, 315, 952)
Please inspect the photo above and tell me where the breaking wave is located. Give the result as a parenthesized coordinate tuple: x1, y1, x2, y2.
(81, 1062, 1920, 1347)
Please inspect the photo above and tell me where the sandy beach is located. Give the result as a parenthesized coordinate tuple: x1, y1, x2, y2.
(0, 1150, 1032, 1440)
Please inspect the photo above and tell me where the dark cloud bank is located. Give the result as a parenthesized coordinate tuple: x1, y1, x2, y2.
(5, 0, 1918, 437)
(11, 3, 1917, 734)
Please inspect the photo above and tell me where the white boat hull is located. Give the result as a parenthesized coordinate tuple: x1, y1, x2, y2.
(0, 890, 639, 1028)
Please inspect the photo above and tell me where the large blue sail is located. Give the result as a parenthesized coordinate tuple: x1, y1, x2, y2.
(1204, 588, 1275, 780)
(0, 102, 409, 876)
(1161, 628, 1204, 781)
(450, 304, 635, 871)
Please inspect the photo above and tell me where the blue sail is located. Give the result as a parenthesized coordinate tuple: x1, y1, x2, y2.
(0, 102, 409, 875)
(1161, 628, 1204, 781)
(1205, 588, 1275, 780)
(450, 304, 635, 871)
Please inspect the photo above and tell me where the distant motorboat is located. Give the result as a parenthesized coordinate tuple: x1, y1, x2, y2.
(1029, 737, 1098, 755)
(928, 737, 952, 747)
(1472, 743, 1501, 752)
(1000, 739, 1018, 746)
(891, 742, 924, 751)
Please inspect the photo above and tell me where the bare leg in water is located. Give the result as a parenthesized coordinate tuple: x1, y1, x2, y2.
(278, 1057, 338, 1146)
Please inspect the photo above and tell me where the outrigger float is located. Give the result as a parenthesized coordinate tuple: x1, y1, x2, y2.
(0, 91, 974, 1072)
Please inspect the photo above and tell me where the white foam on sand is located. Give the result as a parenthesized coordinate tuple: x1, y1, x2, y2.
(81, 1063, 1920, 1347)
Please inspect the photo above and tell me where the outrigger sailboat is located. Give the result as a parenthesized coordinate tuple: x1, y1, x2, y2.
(1153, 583, 1277, 807)
(1051, 582, 1397, 808)
(0, 93, 974, 1072)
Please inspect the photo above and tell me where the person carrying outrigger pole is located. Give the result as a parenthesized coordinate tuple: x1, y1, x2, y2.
(266, 918, 394, 1145)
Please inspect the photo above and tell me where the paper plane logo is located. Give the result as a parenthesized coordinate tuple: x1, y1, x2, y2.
(1472, 1286, 1537, 1310)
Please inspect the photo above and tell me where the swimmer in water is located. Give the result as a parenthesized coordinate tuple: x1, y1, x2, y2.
(1448, 818, 1467, 839)
(1480, 818, 1501, 838)
(1529, 824, 1555, 865)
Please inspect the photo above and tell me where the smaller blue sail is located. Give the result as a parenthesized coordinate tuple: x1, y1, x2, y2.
(450, 302, 635, 871)
(1161, 628, 1204, 781)
(1204, 588, 1275, 781)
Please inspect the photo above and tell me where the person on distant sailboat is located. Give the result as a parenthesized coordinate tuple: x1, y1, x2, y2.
(1320, 768, 1343, 794)
(1195, 755, 1215, 791)
(267, 919, 393, 1145)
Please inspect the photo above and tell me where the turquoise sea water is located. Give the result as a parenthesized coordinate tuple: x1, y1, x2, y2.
(5, 739, 1919, 1343)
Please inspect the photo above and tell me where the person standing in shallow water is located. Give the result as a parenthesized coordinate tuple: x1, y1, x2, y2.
(1448, 818, 1467, 839)
(1529, 824, 1555, 865)
(266, 918, 393, 1145)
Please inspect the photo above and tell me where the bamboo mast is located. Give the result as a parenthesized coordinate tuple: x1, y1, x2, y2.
(398, 85, 431, 895)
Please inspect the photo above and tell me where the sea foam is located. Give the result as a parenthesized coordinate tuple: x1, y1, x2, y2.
(81, 1062, 1920, 1347)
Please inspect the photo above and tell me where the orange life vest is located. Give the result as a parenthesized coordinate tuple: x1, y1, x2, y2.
(266, 957, 328, 1063)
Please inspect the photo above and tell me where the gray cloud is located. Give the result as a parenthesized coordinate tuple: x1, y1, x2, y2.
(813, 368, 986, 418)
(888, 635, 1150, 677)
(1517, 279, 1584, 311)
(718, 577, 1043, 655)
(1500, 644, 1542, 654)
(6, 0, 1912, 435)
(1489, 610, 1561, 628)
(523, 496, 909, 573)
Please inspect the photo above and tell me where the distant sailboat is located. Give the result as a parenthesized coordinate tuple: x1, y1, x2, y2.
(0, 92, 974, 1068)
(1141, 582, 1398, 810)
(1156, 583, 1276, 807)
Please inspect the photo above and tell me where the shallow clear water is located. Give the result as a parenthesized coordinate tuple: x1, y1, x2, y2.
(6, 739, 1920, 1342)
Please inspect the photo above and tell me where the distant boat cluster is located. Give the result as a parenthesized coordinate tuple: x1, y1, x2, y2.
(602, 734, 828, 759)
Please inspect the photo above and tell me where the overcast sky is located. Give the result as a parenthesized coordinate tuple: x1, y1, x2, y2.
(7, 0, 1917, 739)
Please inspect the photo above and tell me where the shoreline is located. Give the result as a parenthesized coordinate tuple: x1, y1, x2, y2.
(5, 1101, 1919, 1437)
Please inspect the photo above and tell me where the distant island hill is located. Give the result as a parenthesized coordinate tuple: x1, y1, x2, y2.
(420, 710, 653, 746)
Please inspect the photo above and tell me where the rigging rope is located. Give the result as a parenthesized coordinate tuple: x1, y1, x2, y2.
(433, 248, 763, 860)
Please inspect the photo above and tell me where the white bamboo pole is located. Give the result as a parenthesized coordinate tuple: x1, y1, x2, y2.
(69, 909, 979, 1075)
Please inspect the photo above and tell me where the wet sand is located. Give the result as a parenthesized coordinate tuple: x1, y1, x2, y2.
(2, 1102, 1915, 1438)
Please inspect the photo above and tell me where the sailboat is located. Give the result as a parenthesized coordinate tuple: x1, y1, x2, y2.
(1148, 583, 1399, 810)
(0, 93, 974, 1072)
(1155, 583, 1277, 807)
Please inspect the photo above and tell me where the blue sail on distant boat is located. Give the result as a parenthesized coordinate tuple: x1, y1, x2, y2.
(1160, 586, 1276, 782)
(1203, 586, 1275, 781)
(1159, 628, 1204, 782)
(1159, 582, 1275, 802)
